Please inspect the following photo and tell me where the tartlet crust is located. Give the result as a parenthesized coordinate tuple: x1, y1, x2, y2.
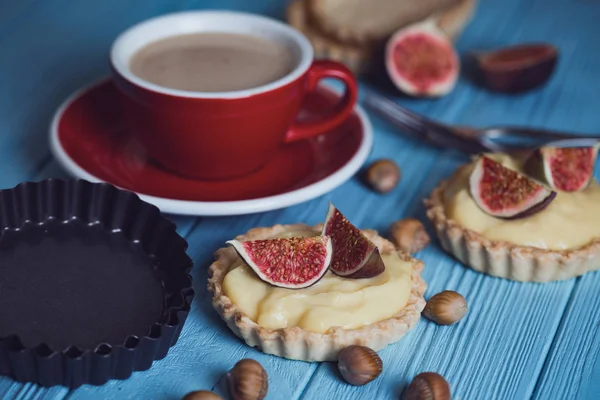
(285, 0, 476, 74)
(306, 0, 462, 45)
(208, 223, 427, 362)
(425, 165, 600, 282)
(286, 0, 371, 74)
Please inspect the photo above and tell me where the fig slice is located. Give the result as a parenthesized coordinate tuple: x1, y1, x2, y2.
(385, 21, 459, 98)
(321, 203, 385, 279)
(226, 236, 332, 289)
(533, 146, 598, 192)
(469, 156, 556, 219)
(473, 43, 558, 93)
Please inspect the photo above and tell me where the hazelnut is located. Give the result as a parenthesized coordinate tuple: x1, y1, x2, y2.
(226, 359, 268, 400)
(365, 159, 401, 193)
(337, 345, 383, 386)
(423, 290, 468, 325)
(388, 218, 430, 254)
(181, 391, 223, 400)
(405, 372, 450, 400)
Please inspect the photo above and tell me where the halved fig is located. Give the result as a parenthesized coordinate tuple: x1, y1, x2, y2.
(227, 236, 332, 289)
(469, 156, 556, 219)
(321, 204, 385, 279)
(473, 43, 558, 93)
(530, 146, 598, 192)
(385, 21, 459, 97)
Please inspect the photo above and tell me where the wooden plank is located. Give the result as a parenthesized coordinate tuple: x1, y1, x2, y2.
(0, 0, 187, 190)
(533, 273, 600, 400)
(0, 382, 70, 400)
(0, 2, 79, 384)
(492, 0, 600, 397)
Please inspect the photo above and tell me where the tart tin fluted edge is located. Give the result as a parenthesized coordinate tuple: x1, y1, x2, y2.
(0, 179, 194, 388)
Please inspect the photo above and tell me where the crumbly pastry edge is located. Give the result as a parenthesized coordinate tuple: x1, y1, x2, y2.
(425, 165, 600, 282)
(285, 0, 373, 74)
(285, 0, 476, 74)
(305, 0, 471, 45)
(207, 223, 427, 362)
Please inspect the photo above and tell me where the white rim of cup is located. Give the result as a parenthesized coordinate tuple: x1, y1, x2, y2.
(110, 10, 314, 99)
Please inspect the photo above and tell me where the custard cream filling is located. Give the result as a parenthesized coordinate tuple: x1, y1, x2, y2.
(443, 153, 600, 250)
(222, 235, 413, 333)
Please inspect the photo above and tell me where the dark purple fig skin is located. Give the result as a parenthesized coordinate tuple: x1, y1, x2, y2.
(498, 190, 557, 220)
(322, 203, 386, 279)
(343, 248, 385, 279)
(474, 43, 558, 93)
(523, 149, 546, 184)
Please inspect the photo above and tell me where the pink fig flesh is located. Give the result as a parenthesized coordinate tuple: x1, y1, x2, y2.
(540, 147, 597, 192)
(227, 236, 332, 289)
(469, 156, 556, 219)
(385, 23, 459, 97)
(321, 204, 385, 278)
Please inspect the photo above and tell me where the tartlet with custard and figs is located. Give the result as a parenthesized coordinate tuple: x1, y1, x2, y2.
(426, 148, 600, 282)
(208, 204, 426, 362)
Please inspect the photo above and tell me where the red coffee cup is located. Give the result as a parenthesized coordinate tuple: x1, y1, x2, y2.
(110, 11, 358, 180)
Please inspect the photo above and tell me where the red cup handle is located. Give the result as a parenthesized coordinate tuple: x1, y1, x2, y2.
(284, 60, 358, 143)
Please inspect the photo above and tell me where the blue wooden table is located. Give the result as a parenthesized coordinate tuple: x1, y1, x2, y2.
(1, 0, 600, 398)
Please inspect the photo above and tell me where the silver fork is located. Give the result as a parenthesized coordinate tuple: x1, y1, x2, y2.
(363, 89, 600, 154)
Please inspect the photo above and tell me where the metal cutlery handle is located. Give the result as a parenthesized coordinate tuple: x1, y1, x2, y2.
(363, 89, 600, 154)
(362, 90, 490, 154)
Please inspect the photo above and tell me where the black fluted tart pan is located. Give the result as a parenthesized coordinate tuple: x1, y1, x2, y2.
(0, 179, 194, 388)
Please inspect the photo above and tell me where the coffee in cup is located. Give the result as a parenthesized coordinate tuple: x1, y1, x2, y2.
(110, 11, 358, 180)
(129, 32, 296, 93)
